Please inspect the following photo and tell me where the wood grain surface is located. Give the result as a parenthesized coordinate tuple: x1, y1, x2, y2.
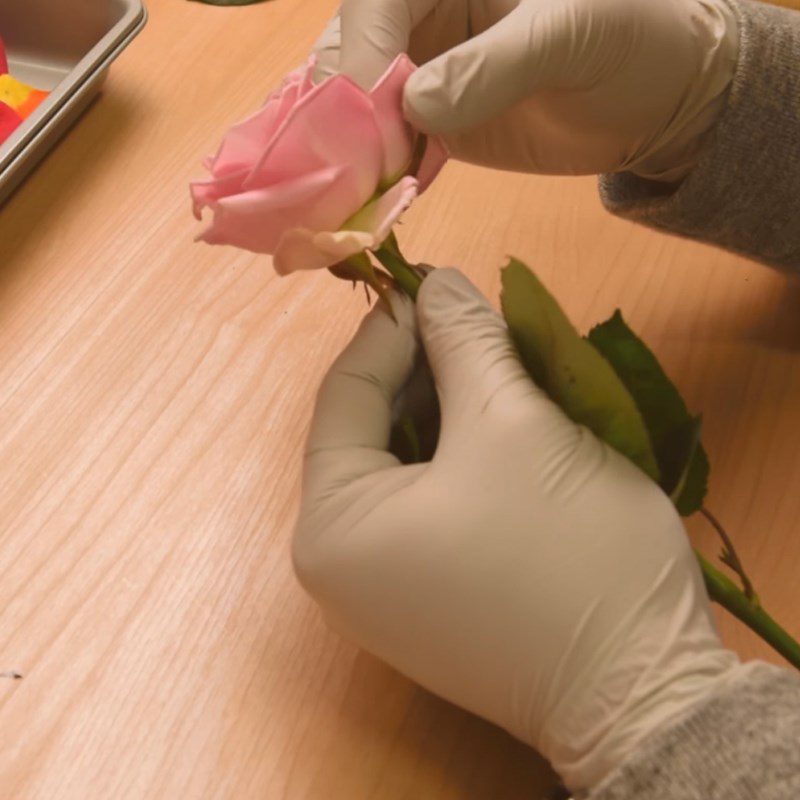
(0, 0, 798, 798)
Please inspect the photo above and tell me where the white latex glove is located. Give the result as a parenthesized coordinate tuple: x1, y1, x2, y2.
(293, 269, 743, 793)
(313, 0, 739, 180)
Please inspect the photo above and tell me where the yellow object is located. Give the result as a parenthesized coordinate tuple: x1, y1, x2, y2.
(0, 73, 48, 120)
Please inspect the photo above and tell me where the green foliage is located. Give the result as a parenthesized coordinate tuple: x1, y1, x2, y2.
(500, 258, 709, 514)
(498, 258, 799, 668)
(672, 434, 710, 516)
(587, 311, 709, 515)
(500, 259, 660, 481)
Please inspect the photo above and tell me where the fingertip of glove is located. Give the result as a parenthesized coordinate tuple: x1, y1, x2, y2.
(404, 48, 488, 135)
(418, 266, 465, 300)
(417, 268, 493, 325)
(403, 67, 450, 134)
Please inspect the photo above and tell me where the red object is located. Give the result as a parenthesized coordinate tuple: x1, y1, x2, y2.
(0, 35, 7, 75)
(0, 101, 22, 143)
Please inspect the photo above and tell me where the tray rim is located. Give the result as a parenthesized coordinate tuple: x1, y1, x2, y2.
(0, 0, 148, 179)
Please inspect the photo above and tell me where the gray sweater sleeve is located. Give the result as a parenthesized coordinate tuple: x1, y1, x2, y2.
(599, 0, 800, 270)
(590, 4, 800, 796)
(586, 663, 800, 799)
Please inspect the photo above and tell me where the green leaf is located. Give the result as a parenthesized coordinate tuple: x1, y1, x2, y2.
(587, 310, 709, 515)
(500, 258, 660, 481)
(390, 415, 422, 464)
(672, 424, 709, 516)
(189, 0, 271, 6)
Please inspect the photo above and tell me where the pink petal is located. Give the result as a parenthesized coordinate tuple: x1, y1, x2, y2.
(245, 74, 383, 208)
(293, 57, 316, 99)
(369, 54, 416, 181)
(197, 164, 361, 254)
(271, 177, 419, 274)
(191, 167, 250, 219)
(268, 57, 315, 103)
(416, 134, 449, 192)
(347, 176, 419, 244)
(206, 59, 316, 178)
(273, 228, 374, 275)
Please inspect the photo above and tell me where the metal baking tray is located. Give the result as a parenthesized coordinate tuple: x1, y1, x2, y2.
(0, 0, 147, 205)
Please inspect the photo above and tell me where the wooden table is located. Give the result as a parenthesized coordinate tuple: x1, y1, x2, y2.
(1, 1, 798, 797)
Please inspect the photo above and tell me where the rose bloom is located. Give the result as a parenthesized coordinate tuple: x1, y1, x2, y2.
(191, 55, 447, 274)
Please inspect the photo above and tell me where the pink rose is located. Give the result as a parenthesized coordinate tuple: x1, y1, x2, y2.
(191, 55, 447, 275)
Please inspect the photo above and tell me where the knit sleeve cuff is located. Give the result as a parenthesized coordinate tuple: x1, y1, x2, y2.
(599, 0, 800, 271)
(588, 662, 800, 800)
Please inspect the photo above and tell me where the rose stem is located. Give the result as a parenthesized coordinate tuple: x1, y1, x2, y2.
(397, 414, 422, 463)
(700, 506, 758, 603)
(373, 246, 423, 301)
(697, 551, 800, 670)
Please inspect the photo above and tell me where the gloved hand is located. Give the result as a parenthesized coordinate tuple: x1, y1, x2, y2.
(313, 0, 739, 180)
(293, 269, 743, 793)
